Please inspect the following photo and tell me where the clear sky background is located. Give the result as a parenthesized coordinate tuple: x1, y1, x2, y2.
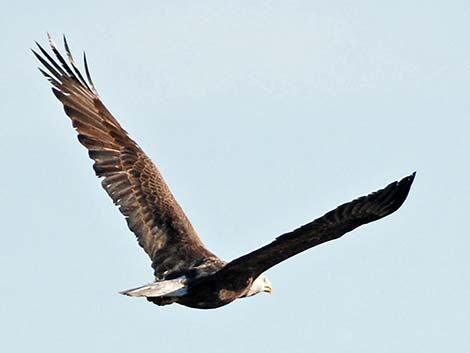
(1, 1, 469, 352)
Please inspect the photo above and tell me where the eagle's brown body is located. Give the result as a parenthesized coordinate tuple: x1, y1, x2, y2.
(34, 35, 415, 309)
(150, 272, 254, 309)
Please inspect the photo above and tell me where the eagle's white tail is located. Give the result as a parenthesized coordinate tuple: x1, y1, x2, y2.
(119, 277, 187, 298)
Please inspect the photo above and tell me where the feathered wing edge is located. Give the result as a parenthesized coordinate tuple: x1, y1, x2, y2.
(33, 34, 221, 279)
(214, 172, 416, 282)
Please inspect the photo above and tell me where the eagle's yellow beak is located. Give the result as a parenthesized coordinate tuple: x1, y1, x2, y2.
(263, 283, 273, 294)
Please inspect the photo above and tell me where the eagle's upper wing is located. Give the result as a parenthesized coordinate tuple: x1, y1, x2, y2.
(214, 173, 415, 282)
(33, 35, 220, 279)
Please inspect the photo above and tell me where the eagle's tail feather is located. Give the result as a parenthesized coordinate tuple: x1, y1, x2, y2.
(119, 277, 187, 298)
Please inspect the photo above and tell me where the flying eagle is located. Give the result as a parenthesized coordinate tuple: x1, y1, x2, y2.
(34, 35, 415, 309)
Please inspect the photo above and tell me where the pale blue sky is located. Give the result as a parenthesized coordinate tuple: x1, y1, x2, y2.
(2, 1, 469, 352)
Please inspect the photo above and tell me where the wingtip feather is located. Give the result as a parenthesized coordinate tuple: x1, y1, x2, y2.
(382, 172, 416, 215)
(47, 32, 58, 51)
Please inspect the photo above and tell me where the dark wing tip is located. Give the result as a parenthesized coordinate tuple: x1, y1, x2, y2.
(391, 171, 416, 206)
(320, 172, 416, 232)
(34, 33, 99, 96)
(83, 51, 98, 94)
(374, 171, 416, 218)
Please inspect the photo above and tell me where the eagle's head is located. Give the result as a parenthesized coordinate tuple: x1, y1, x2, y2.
(244, 274, 272, 297)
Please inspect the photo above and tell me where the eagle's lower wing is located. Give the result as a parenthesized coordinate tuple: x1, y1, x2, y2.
(33, 35, 219, 279)
(216, 173, 415, 281)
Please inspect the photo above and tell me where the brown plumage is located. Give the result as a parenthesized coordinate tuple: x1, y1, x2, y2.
(34, 35, 415, 309)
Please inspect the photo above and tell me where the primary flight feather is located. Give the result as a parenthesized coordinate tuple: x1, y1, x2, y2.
(34, 35, 415, 309)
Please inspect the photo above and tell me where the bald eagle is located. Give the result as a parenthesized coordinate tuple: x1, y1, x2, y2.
(33, 35, 415, 309)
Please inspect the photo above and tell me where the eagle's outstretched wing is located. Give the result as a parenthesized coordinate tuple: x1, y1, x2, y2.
(33, 35, 221, 279)
(215, 173, 415, 282)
